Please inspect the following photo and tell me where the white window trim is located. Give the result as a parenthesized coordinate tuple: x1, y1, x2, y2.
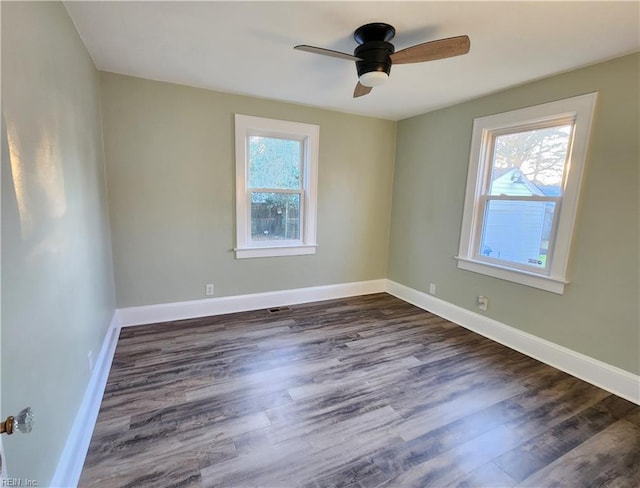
(234, 114, 319, 259)
(456, 93, 598, 294)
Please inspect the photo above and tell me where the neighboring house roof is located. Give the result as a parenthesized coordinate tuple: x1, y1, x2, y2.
(537, 185, 562, 196)
(490, 168, 546, 196)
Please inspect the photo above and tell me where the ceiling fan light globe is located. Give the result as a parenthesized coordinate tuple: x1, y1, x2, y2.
(359, 71, 388, 87)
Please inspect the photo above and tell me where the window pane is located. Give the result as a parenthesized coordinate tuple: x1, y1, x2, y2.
(248, 136, 301, 189)
(479, 200, 556, 269)
(250, 192, 300, 241)
(489, 125, 571, 197)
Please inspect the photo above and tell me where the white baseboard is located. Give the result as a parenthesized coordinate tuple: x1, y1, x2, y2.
(386, 280, 640, 405)
(118, 279, 387, 327)
(50, 311, 121, 488)
(49, 279, 638, 488)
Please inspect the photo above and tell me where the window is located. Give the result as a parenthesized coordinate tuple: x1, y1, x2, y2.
(457, 93, 597, 293)
(234, 114, 319, 259)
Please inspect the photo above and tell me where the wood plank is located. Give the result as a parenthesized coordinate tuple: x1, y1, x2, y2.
(79, 293, 640, 487)
(518, 418, 640, 487)
(495, 395, 638, 482)
(446, 462, 517, 488)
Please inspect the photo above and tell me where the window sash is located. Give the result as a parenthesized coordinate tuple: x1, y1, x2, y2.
(482, 122, 573, 199)
(247, 189, 304, 246)
(473, 195, 562, 274)
(247, 135, 305, 191)
(474, 120, 570, 275)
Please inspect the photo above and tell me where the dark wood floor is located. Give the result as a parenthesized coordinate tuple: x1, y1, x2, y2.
(80, 293, 640, 487)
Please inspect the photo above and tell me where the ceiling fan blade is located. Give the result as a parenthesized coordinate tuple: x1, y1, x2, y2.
(294, 45, 362, 61)
(353, 82, 372, 98)
(390, 35, 470, 65)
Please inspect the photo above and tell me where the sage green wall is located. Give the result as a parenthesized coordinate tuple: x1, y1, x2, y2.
(99, 73, 396, 308)
(1, 2, 115, 484)
(388, 53, 639, 374)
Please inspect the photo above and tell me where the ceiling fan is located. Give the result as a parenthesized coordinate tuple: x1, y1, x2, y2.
(294, 23, 470, 98)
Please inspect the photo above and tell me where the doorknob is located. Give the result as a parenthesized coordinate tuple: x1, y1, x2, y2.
(0, 407, 34, 435)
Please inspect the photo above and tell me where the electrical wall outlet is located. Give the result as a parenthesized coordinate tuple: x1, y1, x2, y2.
(205, 284, 215, 296)
(429, 282, 437, 295)
(477, 296, 489, 311)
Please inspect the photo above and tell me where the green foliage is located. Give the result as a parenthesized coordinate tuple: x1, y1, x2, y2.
(249, 136, 301, 190)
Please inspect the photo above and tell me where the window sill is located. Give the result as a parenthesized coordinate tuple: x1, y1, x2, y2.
(235, 244, 317, 259)
(455, 257, 567, 294)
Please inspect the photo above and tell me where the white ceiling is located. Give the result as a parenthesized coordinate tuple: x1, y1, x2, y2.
(64, 1, 640, 121)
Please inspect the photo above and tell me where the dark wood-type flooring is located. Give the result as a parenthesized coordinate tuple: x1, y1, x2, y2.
(80, 293, 640, 487)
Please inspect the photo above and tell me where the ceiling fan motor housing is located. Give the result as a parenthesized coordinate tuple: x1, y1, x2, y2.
(353, 23, 396, 78)
(354, 41, 394, 78)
